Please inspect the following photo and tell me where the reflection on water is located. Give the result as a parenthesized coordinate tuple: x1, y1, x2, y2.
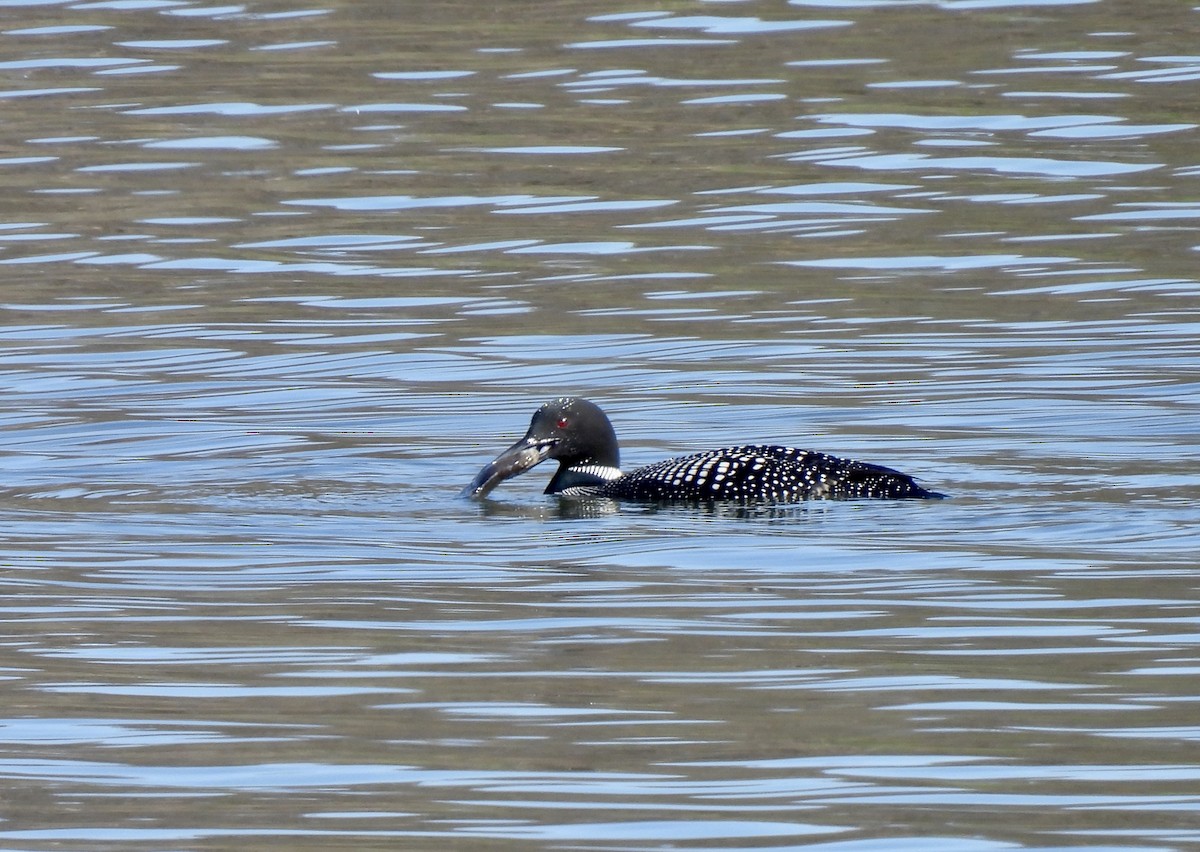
(1, 0, 1199, 849)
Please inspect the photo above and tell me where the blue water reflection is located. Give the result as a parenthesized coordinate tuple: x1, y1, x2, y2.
(1, 0, 1199, 849)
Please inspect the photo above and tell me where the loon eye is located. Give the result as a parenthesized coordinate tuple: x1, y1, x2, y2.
(556, 417, 569, 429)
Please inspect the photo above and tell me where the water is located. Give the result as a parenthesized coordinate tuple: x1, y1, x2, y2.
(0, 0, 1198, 849)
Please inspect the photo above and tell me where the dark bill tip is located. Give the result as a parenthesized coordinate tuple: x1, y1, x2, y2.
(461, 439, 553, 500)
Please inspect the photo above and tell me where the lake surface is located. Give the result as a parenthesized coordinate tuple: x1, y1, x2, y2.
(0, 0, 1198, 849)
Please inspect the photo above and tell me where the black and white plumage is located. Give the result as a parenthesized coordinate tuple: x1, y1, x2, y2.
(462, 397, 945, 503)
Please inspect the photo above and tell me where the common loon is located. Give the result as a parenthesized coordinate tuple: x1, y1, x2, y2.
(462, 397, 945, 502)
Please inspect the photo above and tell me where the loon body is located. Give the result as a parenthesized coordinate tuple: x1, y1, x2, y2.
(462, 398, 945, 503)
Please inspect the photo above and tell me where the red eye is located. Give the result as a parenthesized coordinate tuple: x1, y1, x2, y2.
(556, 417, 569, 429)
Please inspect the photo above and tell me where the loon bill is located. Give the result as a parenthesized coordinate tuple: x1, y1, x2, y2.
(462, 397, 946, 502)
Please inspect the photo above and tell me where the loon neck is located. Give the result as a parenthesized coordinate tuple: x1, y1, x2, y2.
(546, 462, 623, 494)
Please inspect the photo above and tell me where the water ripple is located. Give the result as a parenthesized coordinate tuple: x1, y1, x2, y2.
(1, 1, 1198, 848)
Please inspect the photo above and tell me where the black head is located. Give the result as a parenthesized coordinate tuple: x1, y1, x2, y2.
(461, 397, 620, 499)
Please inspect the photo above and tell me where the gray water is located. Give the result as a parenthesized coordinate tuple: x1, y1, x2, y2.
(0, 0, 1198, 849)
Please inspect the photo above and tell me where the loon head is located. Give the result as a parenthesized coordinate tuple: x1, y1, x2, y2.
(462, 397, 621, 499)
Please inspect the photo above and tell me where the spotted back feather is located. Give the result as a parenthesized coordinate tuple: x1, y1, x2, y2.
(560, 445, 942, 502)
